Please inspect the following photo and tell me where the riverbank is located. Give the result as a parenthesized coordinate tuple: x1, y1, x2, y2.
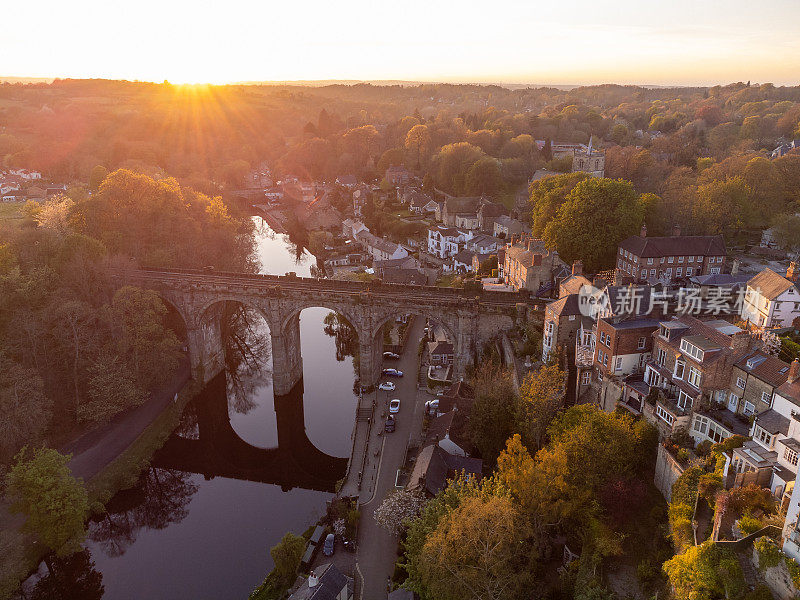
(0, 371, 200, 599)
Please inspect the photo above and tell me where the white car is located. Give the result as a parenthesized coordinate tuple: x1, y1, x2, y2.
(378, 382, 396, 392)
(389, 399, 401, 414)
(383, 351, 400, 360)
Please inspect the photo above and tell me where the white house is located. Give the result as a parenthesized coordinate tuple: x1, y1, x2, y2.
(741, 265, 800, 329)
(427, 226, 472, 259)
(355, 230, 409, 262)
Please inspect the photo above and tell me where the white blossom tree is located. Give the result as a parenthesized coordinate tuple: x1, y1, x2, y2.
(374, 489, 427, 535)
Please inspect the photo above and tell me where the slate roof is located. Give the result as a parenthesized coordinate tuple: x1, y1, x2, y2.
(408, 444, 483, 497)
(444, 197, 481, 215)
(560, 274, 593, 297)
(289, 563, 350, 600)
(619, 234, 726, 258)
(754, 409, 791, 436)
(735, 351, 791, 388)
(453, 250, 475, 265)
(547, 294, 583, 317)
(506, 245, 543, 268)
(747, 268, 797, 301)
(428, 341, 454, 356)
(382, 268, 427, 286)
(690, 273, 750, 288)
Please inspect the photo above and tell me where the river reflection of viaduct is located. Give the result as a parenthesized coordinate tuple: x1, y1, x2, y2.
(152, 371, 348, 492)
(121, 268, 536, 395)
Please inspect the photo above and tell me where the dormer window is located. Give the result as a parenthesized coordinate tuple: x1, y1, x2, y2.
(680, 339, 704, 362)
(660, 325, 670, 340)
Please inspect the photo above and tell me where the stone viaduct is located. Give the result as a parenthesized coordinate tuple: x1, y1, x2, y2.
(120, 268, 540, 395)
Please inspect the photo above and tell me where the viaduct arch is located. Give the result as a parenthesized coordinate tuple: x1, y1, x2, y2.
(118, 268, 539, 395)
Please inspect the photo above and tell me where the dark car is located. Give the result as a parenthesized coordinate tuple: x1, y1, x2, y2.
(323, 533, 335, 556)
(382, 368, 403, 377)
(384, 416, 396, 433)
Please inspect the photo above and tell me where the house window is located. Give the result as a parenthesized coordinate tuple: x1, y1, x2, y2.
(676, 267, 682, 277)
(641, 269, 648, 278)
(668, 256, 674, 263)
(666, 268, 673, 277)
(728, 394, 739, 412)
(657, 348, 667, 365)
(761, 391, 772, 406)
(650, 269, 656, 277)
(686, 267, 693, 276)
(598, 371, 604, 382)
(656, 404, 675, 425)
(603, 353, 609, 367)
(581, 371, 591, 385)
(687, 366, 702, 388)
(677, 390, 693, 410)
(693, 415, 708, 435)
(674, 361, 685, 379)
(736, 376, 746, 389)
(785, 447, 799, 467)
(615, 357, 623, 371)
(754, 425, 772, 446)
(710, 267, 721, 274)
(688, 256, 694, 262)
(638, 337, 646, 350)
(743, 401, 756, 417)
(678, 256, 685, 263)
(680, 339, 704, 361)
(647, 258, 653, 265)
(708, 420, 727, 443)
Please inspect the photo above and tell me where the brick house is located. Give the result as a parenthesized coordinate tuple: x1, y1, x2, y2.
(543, 294, 592, 362)
(641, 315, 759, 439)
(728, 351, 791, 418)
(503, 237, 558, 293)
(385, 165, 411, 186)
(617, 224, 726, 283)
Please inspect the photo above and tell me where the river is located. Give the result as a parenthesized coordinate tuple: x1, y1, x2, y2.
(18, 217, 360, 600)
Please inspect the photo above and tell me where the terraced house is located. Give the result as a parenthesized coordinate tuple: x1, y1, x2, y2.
(740, 264, 800, 329)
(617, 224, 726, 283)
(639, 315, 759, 439)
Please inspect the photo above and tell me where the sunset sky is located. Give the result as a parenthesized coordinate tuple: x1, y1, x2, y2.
(3, 0, 799, 86)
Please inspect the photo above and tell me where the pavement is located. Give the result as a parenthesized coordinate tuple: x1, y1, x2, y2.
(354, 316, 432, 600)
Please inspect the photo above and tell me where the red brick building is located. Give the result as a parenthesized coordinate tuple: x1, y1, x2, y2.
(617, 224, 726, 283)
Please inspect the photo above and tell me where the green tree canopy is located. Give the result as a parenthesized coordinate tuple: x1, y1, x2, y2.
(542, 178, 648, 272)
(5, 447, 90, 555)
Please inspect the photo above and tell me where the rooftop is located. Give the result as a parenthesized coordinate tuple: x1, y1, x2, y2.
(747, 268, 797, 301)
(619, 233, 726, 258)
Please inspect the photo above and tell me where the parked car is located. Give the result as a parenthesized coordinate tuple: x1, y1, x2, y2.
(382, 368, 404, 377)
(384, 416, 396, 433)
(323, 533, 335, 556)
(378, 381, 396, 391)
(389, 399, 401, 414)
(383, 351, 400, 360)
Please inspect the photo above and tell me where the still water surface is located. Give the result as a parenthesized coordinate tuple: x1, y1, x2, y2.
(20, 217, 359, 599)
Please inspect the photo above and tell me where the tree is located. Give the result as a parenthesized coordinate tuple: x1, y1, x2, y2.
(771, 214, 800, 258)
(693, 177, 752, 236)
(82, 355, 147, 424)
(417, 495, 536, 600)
(35, 194, 75, 236)
(431, 142, 485, 196)
(5, 447, 90, 555)
(526, 172, 590, 236)
(663, 542, 743, 600)
(0, 355, 51, 463)
(543, 178, 647, 272)
(467, 362, 518, 464)
(270, 532, 306, 587)
(515, 363, 565, 452)
(465, 157, 502, 197)
(405, 124, 432, 169)
(102, 286, 182, 390)
(374, 489, 427, 535)
(88, 165, 109, 192)
(377, 147, 406, 175)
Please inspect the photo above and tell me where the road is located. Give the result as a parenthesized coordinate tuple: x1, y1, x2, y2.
(357, 316, 431, 600)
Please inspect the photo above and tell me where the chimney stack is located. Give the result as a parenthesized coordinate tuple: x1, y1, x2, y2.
(731, 259, 740, 276)
(672, 223, 682, 237)
(572, 260, 583, 276)
(787, 261, 799, 282)
(640, 223, 647, 238)
(790, 359, 800, 384)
